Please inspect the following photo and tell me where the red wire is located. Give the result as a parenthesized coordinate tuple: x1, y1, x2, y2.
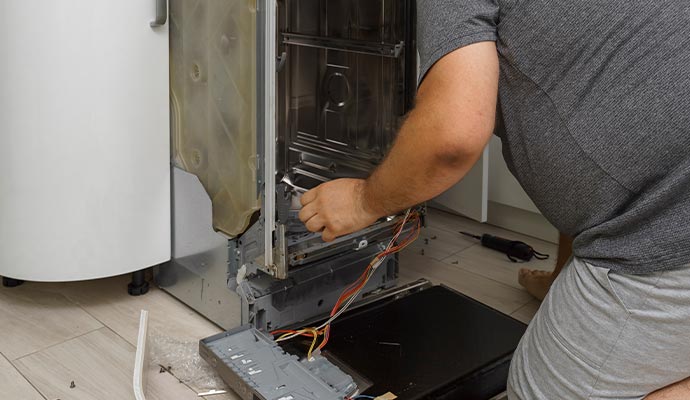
(318, 212, 421, 351)
(274, 212, 422, 353)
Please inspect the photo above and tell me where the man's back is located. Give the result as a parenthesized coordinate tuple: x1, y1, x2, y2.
(420, 0, 690, 273)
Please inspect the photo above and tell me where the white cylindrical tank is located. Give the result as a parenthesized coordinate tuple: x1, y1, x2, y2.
(0, 0, 171, 281)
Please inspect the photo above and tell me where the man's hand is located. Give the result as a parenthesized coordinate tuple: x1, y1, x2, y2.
(298, 178, 381, 242)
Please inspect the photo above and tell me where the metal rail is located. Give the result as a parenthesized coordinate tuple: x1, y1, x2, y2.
(283, 33, 404, 58)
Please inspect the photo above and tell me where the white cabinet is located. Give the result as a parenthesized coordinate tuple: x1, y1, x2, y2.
(433, 148, 489, 222)
(486, 137, 558, 241)
(0, 1, 171, 281)
(488, 136, 540, 214)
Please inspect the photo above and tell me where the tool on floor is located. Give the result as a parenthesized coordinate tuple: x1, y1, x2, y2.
(460, 232, 550, 262)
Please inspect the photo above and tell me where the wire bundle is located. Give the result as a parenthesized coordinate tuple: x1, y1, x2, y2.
(271, 209, 422, 360)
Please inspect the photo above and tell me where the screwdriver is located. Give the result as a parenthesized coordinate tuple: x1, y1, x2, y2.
(460, 232, 549, 262)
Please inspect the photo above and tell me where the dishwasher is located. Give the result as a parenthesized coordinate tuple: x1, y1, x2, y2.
(155, 1, 526, 398)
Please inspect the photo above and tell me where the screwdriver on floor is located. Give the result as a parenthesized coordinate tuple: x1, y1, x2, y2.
(459, 232, 550, 262)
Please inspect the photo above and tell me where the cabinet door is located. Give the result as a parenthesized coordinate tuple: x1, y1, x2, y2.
(432, 148, 489, 222)
(0, 1, 170, 281)
(488, 136, 540, 213)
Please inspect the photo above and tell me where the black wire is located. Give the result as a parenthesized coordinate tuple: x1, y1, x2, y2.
(533, 250, 550, 260)
(506, 242, 550, 263)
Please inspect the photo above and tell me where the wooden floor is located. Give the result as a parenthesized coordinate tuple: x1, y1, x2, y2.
(0, 209, 556, 399)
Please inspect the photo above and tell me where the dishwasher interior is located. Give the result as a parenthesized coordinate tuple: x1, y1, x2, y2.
(247, 0, 419, 280)
(162, 0, 417, 333)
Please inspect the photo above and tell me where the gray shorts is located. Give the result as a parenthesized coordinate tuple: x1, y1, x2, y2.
(507, 257, 690, 399)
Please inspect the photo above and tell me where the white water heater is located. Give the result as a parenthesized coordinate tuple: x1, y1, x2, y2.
(0, 0, 171, 281)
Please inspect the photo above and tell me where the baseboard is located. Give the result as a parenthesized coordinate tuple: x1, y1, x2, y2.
(487, 202, 558, 244)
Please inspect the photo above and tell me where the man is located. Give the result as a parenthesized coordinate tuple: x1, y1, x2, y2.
(298, 0, 690, 399)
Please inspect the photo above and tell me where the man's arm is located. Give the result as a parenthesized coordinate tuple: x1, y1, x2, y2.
(299, 42, 499, 242)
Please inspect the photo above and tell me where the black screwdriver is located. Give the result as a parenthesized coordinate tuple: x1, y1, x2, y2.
(460, 232, 549, 262)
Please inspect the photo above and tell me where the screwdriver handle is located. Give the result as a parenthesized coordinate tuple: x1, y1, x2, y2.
(480, 234, 534, 261)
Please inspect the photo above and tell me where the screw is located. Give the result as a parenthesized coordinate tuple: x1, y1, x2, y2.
(420, 249, 425, 256)
(452, 261, 459, 265)
(431, 235, 438, 240)
(424, 238, 429, 245)
(69, 381, 76, 389)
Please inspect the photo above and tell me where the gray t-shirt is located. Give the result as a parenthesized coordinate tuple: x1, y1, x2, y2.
(418, 0, 690, 274)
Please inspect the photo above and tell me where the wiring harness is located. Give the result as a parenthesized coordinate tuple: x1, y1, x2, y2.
(271, 209, 422, 360)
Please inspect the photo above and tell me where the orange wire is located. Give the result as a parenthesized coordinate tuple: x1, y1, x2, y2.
(274, 211, 422, 354)
(270, 329, 325, 338)
(318, 213, 422, 350)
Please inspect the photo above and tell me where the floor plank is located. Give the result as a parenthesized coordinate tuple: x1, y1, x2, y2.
(510, 300, 542, 325)
(13, 276, 236, 398)
(407, 225, 477, 261)
(441, 243, 556, 290)
(0, 287, 103, 360)
(425, 208, 557, 251)
(13, 328, 207, 400)
(0, 354, 44, 400)
(399, 250, 533, 316)
(19, 276, 225, 347)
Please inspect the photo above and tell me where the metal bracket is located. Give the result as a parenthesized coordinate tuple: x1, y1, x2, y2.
(277, 51, 288, 72)
(257, 0, 278, 270)
(283, 33, 405, 58)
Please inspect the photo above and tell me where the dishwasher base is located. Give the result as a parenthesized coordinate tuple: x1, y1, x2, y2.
(201, 284, 527, 400)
